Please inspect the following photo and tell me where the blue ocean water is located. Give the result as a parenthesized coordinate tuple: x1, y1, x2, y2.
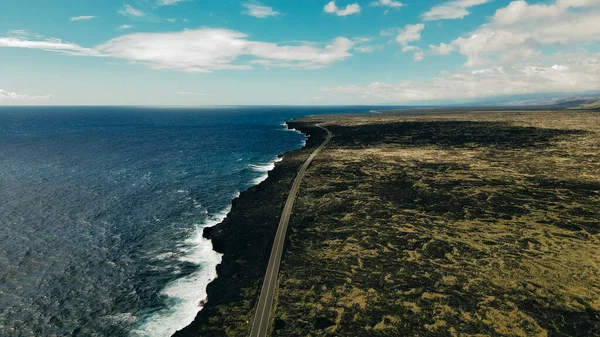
(0, 106, 392, 337)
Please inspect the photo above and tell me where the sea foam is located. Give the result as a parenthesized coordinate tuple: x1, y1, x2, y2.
(249, 157, 283, 185)
(130, 205, 234, 337)
(131, 121, 303, 337)
(281, 121, 299, 133)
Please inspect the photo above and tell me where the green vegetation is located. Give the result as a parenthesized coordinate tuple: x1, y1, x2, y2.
(576, 101, 600, 110)
(175, 111, 600, 337)
(274, 111, 600, 336)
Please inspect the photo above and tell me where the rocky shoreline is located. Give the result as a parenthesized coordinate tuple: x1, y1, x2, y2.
(173, 110, 600, 336)
(172, 121, 327, 337)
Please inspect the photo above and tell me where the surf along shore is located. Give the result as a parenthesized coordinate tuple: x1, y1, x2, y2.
(175, 110, 600, 336)
(172, 121, 329, 337)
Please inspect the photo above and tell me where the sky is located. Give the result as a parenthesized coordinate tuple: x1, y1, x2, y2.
(1, 0, 600, 105)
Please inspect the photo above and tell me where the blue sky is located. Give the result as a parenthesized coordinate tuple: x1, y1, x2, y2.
(1, 0, 599, 105)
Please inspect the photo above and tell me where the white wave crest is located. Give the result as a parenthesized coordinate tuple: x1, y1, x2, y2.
(249, 156, 282, 185)
(249, 162, 276, 173)
(130, 206, 232, 337)
(280, 121, 300, 133)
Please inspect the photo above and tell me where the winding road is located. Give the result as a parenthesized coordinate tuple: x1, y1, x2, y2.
(249, 125, 332, 337)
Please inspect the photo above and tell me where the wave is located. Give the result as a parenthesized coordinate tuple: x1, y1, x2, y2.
(131, 121, 303, 337)
(130, 204, 234, 337)
(249, 157, 283, 185)
(280, 121, 299, 133)
(132, 155, 285, 336)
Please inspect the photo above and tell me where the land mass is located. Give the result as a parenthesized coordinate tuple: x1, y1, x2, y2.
(175, 109, 600, 337)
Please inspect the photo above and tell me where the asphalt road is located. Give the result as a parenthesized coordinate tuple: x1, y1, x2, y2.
(249, 125, 332, 337)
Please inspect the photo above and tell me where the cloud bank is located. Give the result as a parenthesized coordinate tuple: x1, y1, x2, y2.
(324, 0, 600, 102)
(0, 89, 53, 101)
(322, 59, 600, 102)
(451, 0, 600, 67)
(0, 28, 354, 73)
(3, 0, 599, 103)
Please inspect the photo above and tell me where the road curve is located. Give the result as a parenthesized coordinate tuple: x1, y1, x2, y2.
(249, 125, 332, 337)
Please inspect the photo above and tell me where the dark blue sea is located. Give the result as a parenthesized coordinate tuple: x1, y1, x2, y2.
(0, 106, 396, 337)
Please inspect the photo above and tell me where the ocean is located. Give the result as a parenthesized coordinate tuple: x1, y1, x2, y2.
(0, 106, 393, 337)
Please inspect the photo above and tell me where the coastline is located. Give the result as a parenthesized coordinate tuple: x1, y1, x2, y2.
(172, 120, 327, 337)
(173, 110, 600, 336)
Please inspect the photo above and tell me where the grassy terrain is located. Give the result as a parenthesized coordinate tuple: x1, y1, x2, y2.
(273, 111, 600, 336)
(576, 101, 600, 110)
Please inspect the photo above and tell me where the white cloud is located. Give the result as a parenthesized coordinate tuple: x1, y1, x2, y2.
(422, 0, 490, 21)
(242, 2, 280, 18)
(0, 28, 354, 72)
(96, 29, 251, 73)
(402, 45, 419, 52)
(322, 56, 600, 102)
(493, 0, 599, 25)
(551, 64, 569, 71)
(96, 28, 353, 72)
(413, 51, 424, 62)
(429, 42, 453, 55)
(0, 36, 102, 56)
(493, 1, 560, 24)
(0, 89, 53, 101)
(395, 23, 424, 45)
(118, 4, 145, 17)
(371, 0, 403, 8)
(323, 0, 600, 102)
(157, 0, 189, 6)
(70, 16, 97, 21)
(448, 0, 600, 67)
(245, 37, 354, 69)
(117, 25, 134, 30)
(391, 24, 425, 61)
(324, 1, 361, 16)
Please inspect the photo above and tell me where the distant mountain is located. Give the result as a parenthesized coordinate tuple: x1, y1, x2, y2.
(575, 100, 600, 109)
(425, 91, 600, 108)
(554, 97, 600, 108)
(377, 92, 600, 109)
(501, 95, 600, 107)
